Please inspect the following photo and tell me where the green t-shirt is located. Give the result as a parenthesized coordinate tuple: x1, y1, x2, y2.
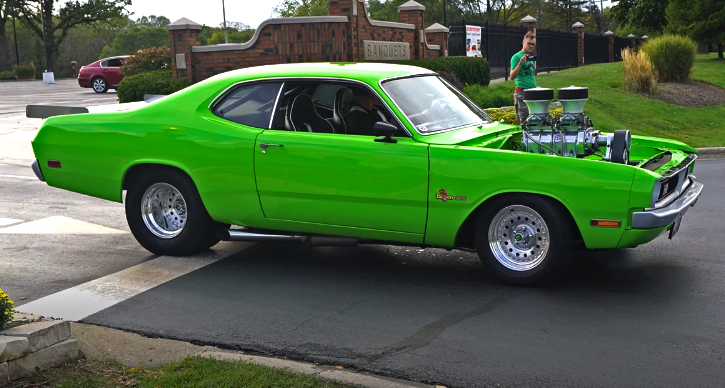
(511, 51, 536, 90)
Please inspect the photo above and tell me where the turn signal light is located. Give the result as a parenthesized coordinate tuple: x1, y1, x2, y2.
(48, 160, 61, 168)
(591, 219, 621, 228)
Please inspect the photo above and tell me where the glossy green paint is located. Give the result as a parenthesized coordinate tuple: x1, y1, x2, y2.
(31, 62, 696, 251)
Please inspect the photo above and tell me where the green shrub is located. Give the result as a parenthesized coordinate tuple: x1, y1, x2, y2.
(463, 84, 514, 108)
(117, 70, 191, 103)
(121, 46, 172, 77)
(13, 64, 35, 79)
(0, 70, 15, 80)
(640, 34, 697, 82)
(391, 56, 491, 86)
(483, 107, 562, 125)
(622, 48, 658, 93)
(1, 287, 16, 330)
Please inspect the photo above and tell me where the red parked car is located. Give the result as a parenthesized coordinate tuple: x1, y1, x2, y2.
(77, 56, 129, 93)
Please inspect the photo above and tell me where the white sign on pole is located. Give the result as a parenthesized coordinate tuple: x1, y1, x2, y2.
(466, 25, 482, 57)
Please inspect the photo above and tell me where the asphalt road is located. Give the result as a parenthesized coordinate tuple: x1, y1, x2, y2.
(1, 79, 724, 388)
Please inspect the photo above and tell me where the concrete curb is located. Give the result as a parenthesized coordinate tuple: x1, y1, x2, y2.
(201, 351, 434, 388)
(68, 323, 436, 388)
(695, 147, 725, 159)
(0, 314, 78, 386)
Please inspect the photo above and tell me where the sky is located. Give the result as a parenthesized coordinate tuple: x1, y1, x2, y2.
(126, 0, 615, 30)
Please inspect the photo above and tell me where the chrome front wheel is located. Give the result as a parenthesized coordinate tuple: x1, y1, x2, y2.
(488, 205, 550, 271)
(475, 195, 575, 285)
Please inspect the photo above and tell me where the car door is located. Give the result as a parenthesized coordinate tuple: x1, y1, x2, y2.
(253, 81, 429, 235)
(104, 58, 124, 87)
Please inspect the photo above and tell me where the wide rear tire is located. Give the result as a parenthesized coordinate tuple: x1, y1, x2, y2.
(125, 169, 222, 256)
(475, 194, 575, 285)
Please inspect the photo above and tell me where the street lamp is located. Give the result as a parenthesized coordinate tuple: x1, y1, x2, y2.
(222, 0, 228, 44)
(10, 0, 19, 66)
(39, 0, 50, 71)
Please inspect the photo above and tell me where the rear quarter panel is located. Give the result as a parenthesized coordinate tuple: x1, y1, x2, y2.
(31, 82, 265, 226)
(426, 146, 639, 249)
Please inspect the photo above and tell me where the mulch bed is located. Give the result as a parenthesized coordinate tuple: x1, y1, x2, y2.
(642, 80, 725, 107)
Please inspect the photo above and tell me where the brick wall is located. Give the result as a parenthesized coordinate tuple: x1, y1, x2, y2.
(168, 0, 446, 82)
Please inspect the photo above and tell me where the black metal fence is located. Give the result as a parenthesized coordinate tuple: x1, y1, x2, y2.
(584, 33, 609, 64)
(535, 28, 578, 73)
(613, 36, 633, 61)
(448, 20, 635, 78)
(448, 20, 527, 80)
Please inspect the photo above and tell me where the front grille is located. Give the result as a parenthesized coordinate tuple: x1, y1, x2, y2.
(652, 153, 697, 208)
(658, 176, 677, 199)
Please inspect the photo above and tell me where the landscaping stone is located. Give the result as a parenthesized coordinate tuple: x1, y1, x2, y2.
(7, 339, 78, 381)
(1, 321, 70, 352)
(0, 336, 29, 362)
(0, 362, 7, 386)
(3, 314, 43, 330)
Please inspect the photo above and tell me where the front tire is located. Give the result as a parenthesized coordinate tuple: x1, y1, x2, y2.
(475, 195, 575, 285)
(125, 169, 222, 256)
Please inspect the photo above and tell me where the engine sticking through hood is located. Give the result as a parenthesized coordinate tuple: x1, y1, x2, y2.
(521, 86, 632, 164)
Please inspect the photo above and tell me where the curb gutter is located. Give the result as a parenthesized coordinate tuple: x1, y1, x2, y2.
(695, 147, 725, 159)
(2, 318, 436, 388)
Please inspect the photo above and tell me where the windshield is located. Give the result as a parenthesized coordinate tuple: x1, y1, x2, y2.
(382, 75, 493, 134)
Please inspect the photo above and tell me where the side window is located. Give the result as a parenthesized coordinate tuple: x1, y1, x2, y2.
(107, 58, 123, 67)
(100, 60, 108, 67)
(213, 82, 283, 128)
(311, 84, 345, 109)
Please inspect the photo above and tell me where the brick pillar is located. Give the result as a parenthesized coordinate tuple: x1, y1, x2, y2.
(572, 22, 585, 66)
(521, 15, 537, 35)
(627, 34, 636, 49)
(167, 18, 202, 83)
(398, 1, 426, 60)
(425, 23, 449, 57)
(605, 31, 614, 62)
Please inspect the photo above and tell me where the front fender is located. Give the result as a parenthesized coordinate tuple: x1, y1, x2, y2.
(426, 146, 637, 249)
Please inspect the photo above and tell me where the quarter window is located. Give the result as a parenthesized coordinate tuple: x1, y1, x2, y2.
(213, 82, 283, 128)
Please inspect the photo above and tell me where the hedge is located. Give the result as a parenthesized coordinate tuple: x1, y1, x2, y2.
(390, 56, 491, 87)
(117, 70, 190, 103)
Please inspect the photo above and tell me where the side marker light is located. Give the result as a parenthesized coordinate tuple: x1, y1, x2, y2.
(48, 160, 61, 168)
(591, 219, 621, 228)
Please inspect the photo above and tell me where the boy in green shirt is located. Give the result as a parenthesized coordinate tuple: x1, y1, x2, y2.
(510, 31, 537, 124)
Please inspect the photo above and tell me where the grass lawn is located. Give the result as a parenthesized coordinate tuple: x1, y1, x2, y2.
(483, 53, 725, 148)
(8, 356, 356, 388)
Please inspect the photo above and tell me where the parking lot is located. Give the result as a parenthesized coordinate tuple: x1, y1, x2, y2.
(1, 79, 724, 388)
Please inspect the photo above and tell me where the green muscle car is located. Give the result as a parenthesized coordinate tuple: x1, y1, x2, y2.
(27, 63, 704, 285)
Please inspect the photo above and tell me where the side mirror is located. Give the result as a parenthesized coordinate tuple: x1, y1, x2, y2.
(373, 122, 398, 143)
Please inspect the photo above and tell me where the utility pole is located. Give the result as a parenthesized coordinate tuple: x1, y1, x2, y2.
(222, 0, 228, 44)
(443, 0, 447, 27)
(11, 0, 19, 66)
(39, 0, 50, 71)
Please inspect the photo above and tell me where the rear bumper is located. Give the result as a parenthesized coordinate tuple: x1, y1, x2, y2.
(632, 175, 703, 229)
(31, 159, 45, 182)
(78, 75, 91, 88)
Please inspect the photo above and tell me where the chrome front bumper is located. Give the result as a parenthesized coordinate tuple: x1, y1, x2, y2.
(632, 175, 703, 229)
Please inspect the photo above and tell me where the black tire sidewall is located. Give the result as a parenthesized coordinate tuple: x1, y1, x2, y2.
(475, 195, 574, 285)
(125, 169, 219, 256)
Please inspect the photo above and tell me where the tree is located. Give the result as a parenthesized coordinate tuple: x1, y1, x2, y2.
(134, 15, 170, 29)
(667, 0, 725, 58)
(545, 0, 587, 30)
(99, 26, 169, 58)
(273, 0, 328, 17)
(610, 0, 668, 35)
(0, 0, 24, 71)
(16, 0, 131, 72)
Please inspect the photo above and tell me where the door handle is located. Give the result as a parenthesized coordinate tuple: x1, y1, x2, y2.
(259, 143, 283, 149)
